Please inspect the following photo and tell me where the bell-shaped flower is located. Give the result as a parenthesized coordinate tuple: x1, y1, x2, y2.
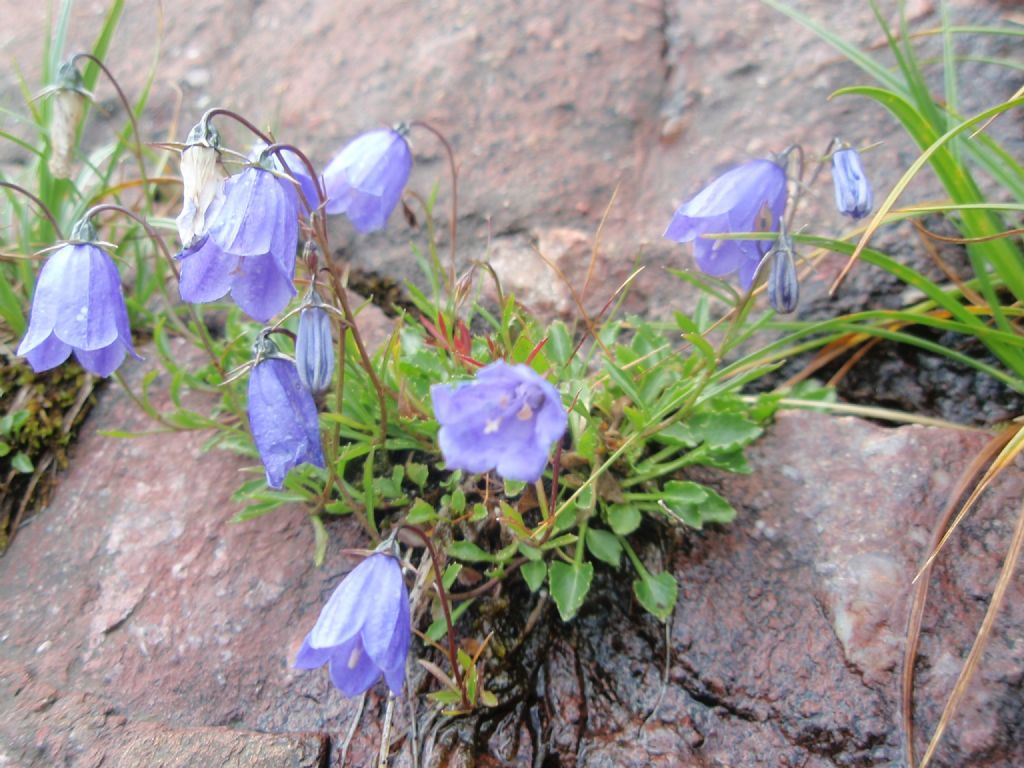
(831, 146, 872, 220)
(323, 127, 412, 233)
(251, 142, 320, 215)
(766, 225, 799, 314)
(430, 361, 567, 483)
(17, 219, 139, 377)
(664, 158, 788, 291)
(177, 161, 299, 322)
(47, 61, 89, 179)
(294, 288, 334, 398)
(176, 121, 225, 247)
(247, 337, 325, 488)
(294, 550, 411, 697)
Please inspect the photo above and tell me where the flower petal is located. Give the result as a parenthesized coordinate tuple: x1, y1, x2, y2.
(209, 169, 280, 257)
(307, 554, 388, 649)
(75, 341, 128, 377)
(21, 333, 71, 372)
(51, 244, 124, 352)
(327, 637, 382, 697)
(178, 237, 237, 304)
(294, 634, 333, 670)
(230, 254, 297, 323)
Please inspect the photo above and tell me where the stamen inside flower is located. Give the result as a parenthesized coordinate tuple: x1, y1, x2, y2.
(516, 404, 533, 421)
(347, 645, 362, 669)
(484, 417, 502, 434)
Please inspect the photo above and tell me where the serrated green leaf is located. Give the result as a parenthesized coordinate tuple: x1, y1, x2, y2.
(521, 559, 547, 592)
(633, 571, 678, 622)
(690, 412, 763, 450)
(651, 422, 699, 448)
(700, 486, 737, 524)
(585, 528, 622, 567)
(469, 502, 488, 522)
(549, 560, 594, 621)
(701, 448, 752, 474)
(606, 503, 642, 536)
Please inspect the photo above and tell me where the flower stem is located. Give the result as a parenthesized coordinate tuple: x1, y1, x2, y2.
(411, 120, 458, 291)
(72, 53, 149, 199)
(81, 203, 225, 378)
(400, 523, 469, 709)
(0, 181, 64, 240)
(200, 107, 274, 146)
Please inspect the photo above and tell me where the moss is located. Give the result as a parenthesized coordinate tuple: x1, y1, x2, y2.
(0, 355, 97, 550)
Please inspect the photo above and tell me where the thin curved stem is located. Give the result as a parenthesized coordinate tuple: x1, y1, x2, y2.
(81, 203, 225, 376)
(200, 107, 274, 146)
(71, 53, 149, 194)
(411, 120, 458, 291)
(400, 523, 469, 708)
(0, 181, 64, 239)
(261, 141, 327, 217)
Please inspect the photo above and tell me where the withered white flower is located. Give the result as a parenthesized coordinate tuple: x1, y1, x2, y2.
(47, 63, 89, 179)
(175, 121, 225, 247)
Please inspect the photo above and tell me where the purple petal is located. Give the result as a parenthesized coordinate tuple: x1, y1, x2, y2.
(230, 254, 297, 323)
(74, 341, 128, 377)
(208, 169, 280, 257)
(327, 637, 382, 697)
(380, 595, 410, 696)
(248, 358, 324, 489)
(21, 333, 71, 372)
(46, 244, 124, 351)
(307, 554, 390, 649)
(359, 557, 405, 664)
(294, 634, 333, 670)
(178, 237, 237, 304)
(323, 129, 412, 233)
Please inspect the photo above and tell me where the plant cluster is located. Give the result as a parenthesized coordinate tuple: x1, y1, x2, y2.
(2, 2, 1022, 764)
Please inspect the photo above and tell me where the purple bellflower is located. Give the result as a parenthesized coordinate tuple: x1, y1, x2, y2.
(247, 335, 325, 489)
(323, 127, 412, 233)
(252, 142, 320, 216)
(294, 287, 334, 398)
(430, 361, 567, 483)
(831, 146, 872, 220)
(17, 218, 139, 377)
(664, 158, 788, 291)
(294, 550, 410, 697)
(177, 160, 299, 323)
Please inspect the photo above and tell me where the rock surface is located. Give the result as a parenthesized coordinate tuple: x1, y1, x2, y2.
(1, 343, 1021, 765)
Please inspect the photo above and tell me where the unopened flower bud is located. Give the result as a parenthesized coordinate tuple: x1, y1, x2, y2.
(176, 120, 224, 247)
(831, 146, 872, 220)
(295, 288, 335, 397)
(47, 62, 89, 179)
(766, 227, 799, 314)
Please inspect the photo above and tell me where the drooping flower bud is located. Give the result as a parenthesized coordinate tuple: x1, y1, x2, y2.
(831, 146, 872, 220)
(47, 62, 90, 179)
(766, 225, 799, 314)
(295, 287, 335, 398)
(247, 333, 325, 489)
(176, 120, 225, 247)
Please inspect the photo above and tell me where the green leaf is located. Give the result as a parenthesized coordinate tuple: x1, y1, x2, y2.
(406, 498, 437, 524)
(699, 487, 737, 525)
(450, 487, 466, 514)
(0, 442, 10, 458)
(548, 561, 594, 621)
(406, 462, 429, 487)
(442, 563, 462, 590)
(521, 559, 546, 592)
(690, 413, 763, 450)
(448, 540, 495, 563)
(585, 528, 622, 567)
(633, 571, 678, 622)
(606, 503, 642, 536)
(663, 480, 708, 506)
(651, 422, 699, 448)
(11, 452, 33, 474)
(700, 448, 752, 474)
